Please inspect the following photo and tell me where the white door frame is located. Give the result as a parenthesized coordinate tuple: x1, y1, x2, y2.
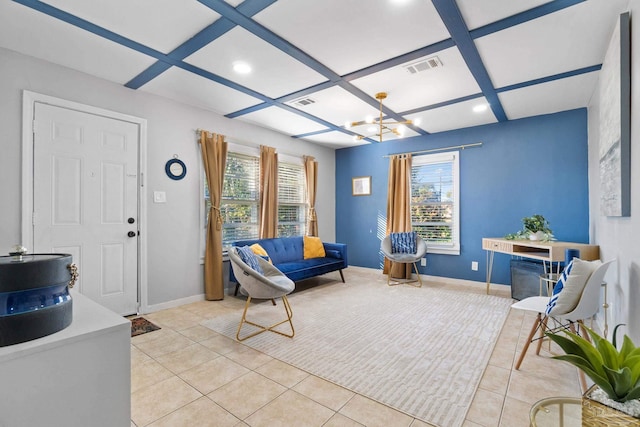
(21, 90, 149, 314)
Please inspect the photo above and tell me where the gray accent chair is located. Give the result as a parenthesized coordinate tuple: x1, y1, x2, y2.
(380, 234, 428, 287)
(228, 247, 295, 341)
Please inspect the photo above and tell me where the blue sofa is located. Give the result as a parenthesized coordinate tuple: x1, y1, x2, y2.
(230, 236, 347, 294)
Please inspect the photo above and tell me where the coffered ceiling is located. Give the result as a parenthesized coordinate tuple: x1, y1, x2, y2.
(0, 0, 629, 148)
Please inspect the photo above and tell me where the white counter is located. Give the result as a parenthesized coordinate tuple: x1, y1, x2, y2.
(0, 290, 131, 427)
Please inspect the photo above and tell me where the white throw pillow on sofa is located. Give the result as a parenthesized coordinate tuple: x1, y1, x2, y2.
(546, 258, 602, 315)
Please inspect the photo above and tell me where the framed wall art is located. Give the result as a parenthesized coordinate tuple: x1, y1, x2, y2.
(352, 176, 371, 196)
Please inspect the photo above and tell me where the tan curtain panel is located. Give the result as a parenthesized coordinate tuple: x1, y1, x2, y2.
(304, 156, 318, 236)
(199, 131, 227, 300)
(384, 153, 413, 278)
(259, 145, 278, 238)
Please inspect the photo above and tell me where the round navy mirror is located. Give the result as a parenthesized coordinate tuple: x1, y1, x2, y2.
(165, 157, 186, 180)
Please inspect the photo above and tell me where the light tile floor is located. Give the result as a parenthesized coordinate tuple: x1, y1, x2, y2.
(130, 266, 581, 427)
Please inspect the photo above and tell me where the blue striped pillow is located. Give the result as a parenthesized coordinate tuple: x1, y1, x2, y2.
(545, 260, 573, 315)
(390, 232, 418, 254)
(237, 245, 263, 274)
(545, 258, 601, 315)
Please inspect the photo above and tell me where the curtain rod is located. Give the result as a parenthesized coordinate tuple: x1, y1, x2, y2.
(195, 129, 312, 160)
(382, 142, 482, 158)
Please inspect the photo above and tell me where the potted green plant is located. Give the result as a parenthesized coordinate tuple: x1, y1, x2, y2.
(522, 214, 552, 240)
(505, 214, 554, 241)
(546, 325, 640, 422)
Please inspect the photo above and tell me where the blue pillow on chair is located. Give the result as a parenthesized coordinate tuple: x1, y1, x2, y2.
(545, 260, 573, 315)
(390, 231, 418, 254)
(237, 245, 263, 274)
(545, 258, 601, 315)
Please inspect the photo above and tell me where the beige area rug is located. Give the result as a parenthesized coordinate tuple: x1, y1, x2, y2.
(203, 273, 512, 427)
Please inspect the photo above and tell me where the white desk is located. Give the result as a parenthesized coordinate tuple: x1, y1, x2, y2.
(0, 290, 131, 427)
(482, 238, 600, 294)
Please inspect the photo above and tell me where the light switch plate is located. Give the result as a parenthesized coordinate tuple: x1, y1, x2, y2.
(153, 191, 166, 203)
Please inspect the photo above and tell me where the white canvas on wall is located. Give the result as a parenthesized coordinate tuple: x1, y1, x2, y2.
(599, 12, 631, 217)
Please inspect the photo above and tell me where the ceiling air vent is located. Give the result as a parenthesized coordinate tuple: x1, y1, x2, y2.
(404, 56, 443, 74)
(290, 97, 316, 107)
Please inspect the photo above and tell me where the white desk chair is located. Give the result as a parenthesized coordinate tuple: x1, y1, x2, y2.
(511, 259, 614, 384)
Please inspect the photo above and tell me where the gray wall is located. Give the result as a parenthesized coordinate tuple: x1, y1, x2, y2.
(0, 47, 336, 309)
(588, 0, 639, 343)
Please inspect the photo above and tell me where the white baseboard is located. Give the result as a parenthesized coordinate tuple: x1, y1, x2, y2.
(141, 293, 206, 314)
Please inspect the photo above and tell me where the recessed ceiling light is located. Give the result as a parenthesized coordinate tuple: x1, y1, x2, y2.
(473, 104, 488, 113)
(232, 61, 252, 74)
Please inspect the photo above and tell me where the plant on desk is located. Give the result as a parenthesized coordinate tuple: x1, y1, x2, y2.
(505, 214, 554, 241)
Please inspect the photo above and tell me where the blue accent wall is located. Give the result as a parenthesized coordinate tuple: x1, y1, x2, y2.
(335, 109, 589, 286)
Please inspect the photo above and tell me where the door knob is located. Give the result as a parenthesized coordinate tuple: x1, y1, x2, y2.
(128, 217, 135, 224)
(128, 231, 136, 238)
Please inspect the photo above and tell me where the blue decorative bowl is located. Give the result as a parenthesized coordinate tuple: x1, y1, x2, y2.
(0, 254, 73, 346)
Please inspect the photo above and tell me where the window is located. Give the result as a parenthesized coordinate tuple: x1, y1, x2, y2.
(202, 148, 260, 257)
(201, 144, 308, 257)
(278, 158, 306, 237)
(410, 151, 460, 255)
(219, 151, 260, 246)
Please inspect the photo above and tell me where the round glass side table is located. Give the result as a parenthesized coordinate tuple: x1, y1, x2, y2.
(529, 397, 582, 427)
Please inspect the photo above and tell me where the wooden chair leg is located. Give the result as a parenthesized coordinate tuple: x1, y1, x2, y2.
(339, 269, 345, 283)
(576, 320, 591, 342)
(536, 315, 549, 356)
(569, 322, 578, 335)
(516, 313, 542, 370)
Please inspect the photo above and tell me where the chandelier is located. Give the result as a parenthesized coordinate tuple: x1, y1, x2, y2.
(346, 92, 416, 143)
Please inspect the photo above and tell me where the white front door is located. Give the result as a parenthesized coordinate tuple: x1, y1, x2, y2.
(32, 102, 139, 315)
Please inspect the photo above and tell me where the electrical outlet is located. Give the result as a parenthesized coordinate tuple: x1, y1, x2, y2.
(471, 261, 479, 271)
(421, 258, 427, 267)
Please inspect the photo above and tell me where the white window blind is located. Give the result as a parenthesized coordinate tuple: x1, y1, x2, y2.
(219, 152, 260, 246)
(410, 151, 460, 255)
(278, 161, 306, 237)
